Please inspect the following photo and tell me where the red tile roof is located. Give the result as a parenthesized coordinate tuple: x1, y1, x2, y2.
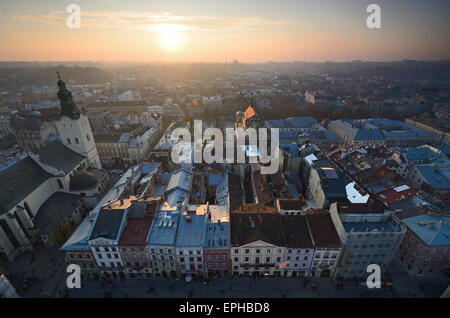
(119, 216, 153, 246)
(375, 184, 419, 204)
(244, 105, 256, 119)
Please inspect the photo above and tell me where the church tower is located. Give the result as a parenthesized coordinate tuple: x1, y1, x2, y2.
(53, 73, 102, 169)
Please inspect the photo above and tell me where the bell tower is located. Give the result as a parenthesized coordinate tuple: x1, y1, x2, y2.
(53, 73, 102, 169)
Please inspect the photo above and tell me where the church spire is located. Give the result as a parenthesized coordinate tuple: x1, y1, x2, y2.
(56, 72, 81, 120)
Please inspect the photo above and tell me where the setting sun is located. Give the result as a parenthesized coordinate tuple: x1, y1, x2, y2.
(160, 31, 184, 51)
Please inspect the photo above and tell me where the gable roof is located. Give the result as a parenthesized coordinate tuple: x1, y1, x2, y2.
(403, 215, 450, 246)
(166, 169, 192, 193)
(35, 140, 86, 174)
(282, 215, 313, 248)
(0, 157, 52, 215)
(417, 165, 450, 190)
(244, 105, 256, 120)
(89, 208, 127, 241)
(307, 213, 341, 248)
(230, 212, 285, 247)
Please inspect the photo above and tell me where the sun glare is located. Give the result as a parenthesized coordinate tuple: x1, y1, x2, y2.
(152, 24, 186, 52)
(160, 31, 183, 51)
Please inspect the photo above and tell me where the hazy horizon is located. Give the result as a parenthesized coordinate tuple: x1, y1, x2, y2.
(1, 0, 449, 63)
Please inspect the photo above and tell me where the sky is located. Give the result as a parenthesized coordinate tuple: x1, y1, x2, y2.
(0, 0, 449, 63)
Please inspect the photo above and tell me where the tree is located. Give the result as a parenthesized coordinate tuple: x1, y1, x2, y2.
(49, 220, 73, 247)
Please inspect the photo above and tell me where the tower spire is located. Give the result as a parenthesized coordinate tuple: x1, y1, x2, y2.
(56, 73, 81, 120)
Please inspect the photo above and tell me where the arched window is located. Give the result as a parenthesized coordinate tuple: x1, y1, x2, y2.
(67, 138, 71, 144)
(57, 179, 64, 190)
(75, 138, 79, 144)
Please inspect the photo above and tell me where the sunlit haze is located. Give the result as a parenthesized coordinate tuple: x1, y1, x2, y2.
(0, 0, 449, 62)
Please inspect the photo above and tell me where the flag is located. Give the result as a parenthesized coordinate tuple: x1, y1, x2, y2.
(278, 261, 289, 269)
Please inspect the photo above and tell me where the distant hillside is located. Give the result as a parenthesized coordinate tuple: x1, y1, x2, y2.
(0, 65, 113, 89)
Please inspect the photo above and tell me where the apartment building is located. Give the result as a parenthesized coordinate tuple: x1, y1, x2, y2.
(230, 212, 286, 277)
(88, 203, 129, 279)
(204, 205, 231, 278)
(307, 213, 342, 277)
(397, 214, 449, 276)
(118, 200, 157, 279)
(330, 202, 406, 279)
(175, 213, 207, 278)
(281, 215, 314, 277)
(146, 211, 179, 278)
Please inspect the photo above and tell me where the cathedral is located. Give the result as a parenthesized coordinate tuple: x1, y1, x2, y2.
(0, 75, 107, 262)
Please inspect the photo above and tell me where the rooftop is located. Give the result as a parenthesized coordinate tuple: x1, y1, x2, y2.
(60, 214, 96, 251)
(343, 217, 402, 233)
(281, 215, 313, 248)
(416, 165, 450, 190)
(230, 213, 285, 247)
(33, 192, 82, 235)
(402, 214, 450, 246)
(376, 184, 419, 204)
(307, 213, 341, 248)
(0, 157, 52, 215)
(146, 210, 180, 246)
(204, 219, 230, 249)
(119, 214, 153, 246)
(267, 116, 316, 129)
(175, 213, 207, 247)
(34, 141, 85, 174)
(89, 208, 127, 241)
(277, 198, 306, 211)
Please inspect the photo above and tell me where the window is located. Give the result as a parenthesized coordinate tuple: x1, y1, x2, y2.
(75, 138, 79, 144)
(67, 138, 71, 144)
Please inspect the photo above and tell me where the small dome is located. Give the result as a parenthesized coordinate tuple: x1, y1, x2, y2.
(70, 171, 99, 191)
(236, 111, 244, 117)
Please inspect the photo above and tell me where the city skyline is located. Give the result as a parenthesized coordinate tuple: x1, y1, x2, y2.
(1, 0, 449, 63)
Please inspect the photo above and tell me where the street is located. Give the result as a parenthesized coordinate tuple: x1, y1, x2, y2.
(1, 244, 447, 298)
